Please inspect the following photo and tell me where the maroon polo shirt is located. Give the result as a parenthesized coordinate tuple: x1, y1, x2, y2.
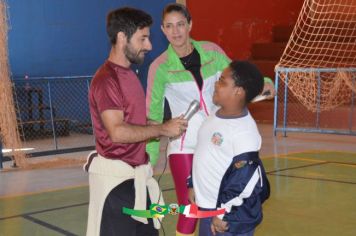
(89, 60, 149, 166)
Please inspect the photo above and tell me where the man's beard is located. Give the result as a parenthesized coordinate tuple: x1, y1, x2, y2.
(124, 43, 147, 65)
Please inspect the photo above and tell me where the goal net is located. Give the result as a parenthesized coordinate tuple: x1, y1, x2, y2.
(0, 0, 27, 167)
(276, 0, 356, 113)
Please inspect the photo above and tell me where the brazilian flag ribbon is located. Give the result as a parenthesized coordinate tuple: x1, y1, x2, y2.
(123, 203, 225, 219)
(122, 204, 172, 218)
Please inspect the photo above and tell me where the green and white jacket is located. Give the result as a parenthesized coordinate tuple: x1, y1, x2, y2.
(146, 40, 230, 165)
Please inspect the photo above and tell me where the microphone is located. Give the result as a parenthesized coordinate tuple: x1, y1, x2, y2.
(183, 100, 200, 120)
(251, 90, 271, 103)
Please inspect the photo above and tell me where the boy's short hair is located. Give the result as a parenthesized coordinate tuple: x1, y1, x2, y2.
(162, 3, 192, 23)
(229, 61, 264, 103)
(106, 7, 153, 45)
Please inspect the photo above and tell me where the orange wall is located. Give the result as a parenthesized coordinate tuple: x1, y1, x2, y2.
(187, 0, 303, 59)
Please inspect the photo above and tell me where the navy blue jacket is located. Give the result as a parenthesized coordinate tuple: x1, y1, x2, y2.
(216, 151, 270, 234)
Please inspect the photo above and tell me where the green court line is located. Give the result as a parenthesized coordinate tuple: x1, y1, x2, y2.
(272, 150, 356, 160)
(0, 187, 176, 236)
(0, 188, 176, 221)
(0, 184, 89, 200)
(267, 161, 328, 174)
(269, 172, 356, 185)
(0, 202, 88, 221)
(267, 151, 356, 185)
(22, 215, 77, 236)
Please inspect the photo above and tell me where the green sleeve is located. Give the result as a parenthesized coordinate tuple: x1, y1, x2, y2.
(146, 65, 166, 166)
(147, 139, 160, 166)
(264, 77, 273, 84)
(214, 44, 231, 71)
(219, 54, 231, 71)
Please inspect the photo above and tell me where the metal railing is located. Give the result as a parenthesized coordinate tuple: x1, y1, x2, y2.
(1, 76, 95, 168)
(274, 67, 356, 136)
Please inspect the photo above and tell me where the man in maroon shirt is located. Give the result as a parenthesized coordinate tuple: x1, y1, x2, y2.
(85, 7, 187, 236)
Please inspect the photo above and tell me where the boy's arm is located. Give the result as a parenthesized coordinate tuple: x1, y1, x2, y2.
(217, 133, 262, 218)
(217, 158, 260, 220)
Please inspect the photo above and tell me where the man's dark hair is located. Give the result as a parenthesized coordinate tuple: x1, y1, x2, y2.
(106, 7, 153, 45)
(230, 61, 264, 103)
(162, 3, 191, 23)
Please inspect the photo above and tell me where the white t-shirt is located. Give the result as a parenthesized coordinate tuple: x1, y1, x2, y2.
(192, 109, 261, 208)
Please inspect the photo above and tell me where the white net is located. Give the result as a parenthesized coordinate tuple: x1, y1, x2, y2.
(0, 0, 27, 167)
(276, 0, 356, 112)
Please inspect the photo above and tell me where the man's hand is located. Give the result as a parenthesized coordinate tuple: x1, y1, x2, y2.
(262, 82, 276, 100)
(160, 115, 187, 138)
(210, 216, 228, 235)
(188, 188, 195, 204)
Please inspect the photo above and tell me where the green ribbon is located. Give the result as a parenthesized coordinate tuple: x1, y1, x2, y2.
(123, 203, 225, 218)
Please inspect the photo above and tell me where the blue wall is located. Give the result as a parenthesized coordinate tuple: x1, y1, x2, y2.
(7, 0, 173, 87)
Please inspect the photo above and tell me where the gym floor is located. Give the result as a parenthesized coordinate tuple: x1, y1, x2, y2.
(1, 124, 356, 236)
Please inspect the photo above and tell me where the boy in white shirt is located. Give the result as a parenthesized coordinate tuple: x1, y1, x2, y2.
(191, 61, 270, 236)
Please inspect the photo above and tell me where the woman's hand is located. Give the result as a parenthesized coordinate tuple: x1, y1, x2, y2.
(262, 82, 276, 100)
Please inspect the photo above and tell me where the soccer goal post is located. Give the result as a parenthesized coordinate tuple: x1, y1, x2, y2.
(274, 0, 356, 136)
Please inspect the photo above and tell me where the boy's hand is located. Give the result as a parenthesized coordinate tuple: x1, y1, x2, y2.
(188, 188, 195, 204)
(211, 216, 228, 235)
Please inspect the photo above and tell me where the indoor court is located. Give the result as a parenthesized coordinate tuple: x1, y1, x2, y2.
(1, 0, 355, 235)
(1, 125, 356, 236)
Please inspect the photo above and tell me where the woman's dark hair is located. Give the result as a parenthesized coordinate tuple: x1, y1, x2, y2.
(162, 3, 191, 23)
(106, 7, 153, 45)
(230, 61, 264, 103)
